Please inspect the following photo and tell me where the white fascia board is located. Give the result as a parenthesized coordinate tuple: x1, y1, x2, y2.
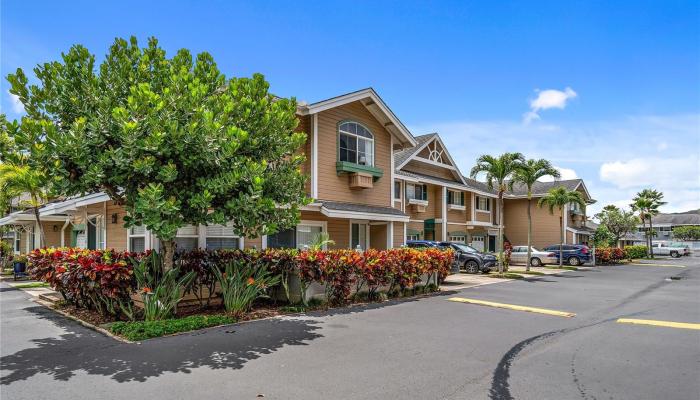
(40, 192, 111, 216)
(300, 88, 416, 147)
(467, 221, 497, 227)
(319, 206, 410, 222)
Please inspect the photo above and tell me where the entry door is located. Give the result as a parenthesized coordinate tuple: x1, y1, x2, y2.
(87, 218, 97, 250)
(471, 236, 484, 252)
(488, 235, 496, 252)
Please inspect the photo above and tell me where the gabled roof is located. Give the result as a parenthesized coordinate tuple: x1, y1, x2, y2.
(394, 132, 466, 184)
(297, 88, 416, 147)
(649, 213, 700, 226)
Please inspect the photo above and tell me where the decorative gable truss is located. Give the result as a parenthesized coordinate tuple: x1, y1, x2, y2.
(396, 133, 466, 184)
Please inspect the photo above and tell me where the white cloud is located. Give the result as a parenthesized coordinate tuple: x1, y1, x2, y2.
(539, 166, 578, 182)
(523, 87, 577, 124)
(410, 112, 700, 216)
(7, 91, 24, 113)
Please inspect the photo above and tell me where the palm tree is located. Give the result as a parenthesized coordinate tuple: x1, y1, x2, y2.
(631, 189, 666, 258)
(538, 187, 586, 267)
(512, 159, 560, 271)
(470, 152, 525, 273)
(0, 164, 49, 248)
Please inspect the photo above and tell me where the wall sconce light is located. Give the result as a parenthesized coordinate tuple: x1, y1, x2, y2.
(111, 213, 119, 224)
(52, 225, 58, 232)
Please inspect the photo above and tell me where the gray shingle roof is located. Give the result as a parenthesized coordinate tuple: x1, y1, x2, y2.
(393, 133, 436, 167)
(395, 169, 465, 186)
(505, 179, 583, 197)
(650, 213, 700, 225)
(320, 201, 408, 217)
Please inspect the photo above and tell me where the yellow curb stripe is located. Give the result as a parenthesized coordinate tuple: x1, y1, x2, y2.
(448, 297, 575, 318)
(626, 263, 686, 268)
(616, 318, 700, 330)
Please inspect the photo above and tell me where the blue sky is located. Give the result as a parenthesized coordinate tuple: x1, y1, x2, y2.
(2, 1, 699, 214)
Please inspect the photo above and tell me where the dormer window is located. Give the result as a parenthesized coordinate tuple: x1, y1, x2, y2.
(339, 121, 374, 166)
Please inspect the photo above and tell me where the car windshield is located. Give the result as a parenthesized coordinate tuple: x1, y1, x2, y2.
(452, 243, 479, 253)
(670, 243, 685, 248)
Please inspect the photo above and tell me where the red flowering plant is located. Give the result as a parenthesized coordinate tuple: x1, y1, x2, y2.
(295, 249, 325, 306)
(423, 247, 455, 285)
(319, 249, 362, 305)
(256, 248, 298, 303)
(357, 249, 392, 300)
(595, 247, 624, 265)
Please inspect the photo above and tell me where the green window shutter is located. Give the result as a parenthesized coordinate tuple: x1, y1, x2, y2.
(460, 192, 465, 205)
(423, 184, 428, 201)
(447, 191, 453, 204)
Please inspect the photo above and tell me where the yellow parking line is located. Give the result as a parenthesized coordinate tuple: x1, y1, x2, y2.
(626, 263, 686, 268)
(616, 318, 700, 330)
(448, 297, 575, 318)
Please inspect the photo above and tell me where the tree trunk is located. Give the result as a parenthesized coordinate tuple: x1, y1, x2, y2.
(497, 193, 504, 274)
(161, 238, 176, 271)
(648, 216, 654, 259)
(526, 197, 532, 272)
(559, 210, 564, 268)
(32, 205, 46, 248)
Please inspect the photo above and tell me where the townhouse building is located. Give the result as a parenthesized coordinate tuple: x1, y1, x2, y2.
(0, 88, 595, 255)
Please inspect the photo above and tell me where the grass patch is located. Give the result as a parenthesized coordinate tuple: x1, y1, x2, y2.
(487, 273, 525, 279)
(13, 282, 49, 289)
(110, 314, 236, 341)
(1, 269, 14, 276)
(545, 266, 578, 271)
(518, 271, 545, 276)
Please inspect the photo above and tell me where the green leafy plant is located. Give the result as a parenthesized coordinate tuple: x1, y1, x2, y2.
(594, 205, 639, 247)
(631, 189, 666, 258)
(3, 36, 309, 269)
(133, 252, 196, 321)
(672, 226, 700, 241)
(624, 245, 648, 260)
(110, 314, 235, 341)
(212, 258, 280, 316)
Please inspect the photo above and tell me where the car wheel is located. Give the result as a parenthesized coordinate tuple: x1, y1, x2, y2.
(530, 257, 542, 267)
(568, 256, 581, 266)
(465, 260, 480, 274)
(670, 251, 680, 258)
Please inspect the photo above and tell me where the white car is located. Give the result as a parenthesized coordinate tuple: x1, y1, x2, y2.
(510, 246, 558, 267)
(651, 242, 684, 258)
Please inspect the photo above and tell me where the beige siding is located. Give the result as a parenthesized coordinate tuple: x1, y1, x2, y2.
(41, 222, 62, 248)
(297, 115, 312, 196)
(504, 199, 562, 248)
(106, 203, 128, 250)
(245, 236, 263, 250)
(315, 101, 392, 207)
(369, 224, 388, 250)
(402, 160, 457, 181)
(393, 222, 405, 247)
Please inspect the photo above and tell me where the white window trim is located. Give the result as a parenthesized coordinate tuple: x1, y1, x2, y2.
(448, 235, 466, 243)
(203, 223, 244, 250)
(475, 196, 491, 213)
(407, 234, 419, 241)
(339, 121, 375, 167)
(349, 220, 370, 250)
(447, 189, 465, 206)
(298, 220, 328, 250)
(127, 225, 148, 252)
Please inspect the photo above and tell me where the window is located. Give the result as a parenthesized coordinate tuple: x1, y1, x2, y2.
(448, 235, 466, 243)
(394, 180, 401, 200)
(14, 230, 20, 253)
(339, 122, 374, 166)
(267, 222, 327, 249)
(205, 223, 239, 250)
(476, 196, 491, 212)
(128, 225, 146, 252)
(406, 183, 428, 201)
(406, 234, 419, 241)
(447, 190, 465, 206)
(175, 225, 199, 251)
(351, 223, 368, 250)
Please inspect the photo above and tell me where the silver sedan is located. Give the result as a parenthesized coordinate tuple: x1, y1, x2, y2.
(510, 246, 558, 267)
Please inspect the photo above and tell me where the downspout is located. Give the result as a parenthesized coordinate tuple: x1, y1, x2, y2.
(60, 218, 70, 247)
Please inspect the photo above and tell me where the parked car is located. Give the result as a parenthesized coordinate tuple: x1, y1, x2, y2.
(669, 242, 691, 256)
(543, 244, 591, 266)
(510, 246, 557, 267)
(438, 242, 497, 274)
(651, 242, 684, 258)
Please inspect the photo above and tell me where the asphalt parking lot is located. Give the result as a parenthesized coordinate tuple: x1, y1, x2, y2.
(1, 256, 698, 400)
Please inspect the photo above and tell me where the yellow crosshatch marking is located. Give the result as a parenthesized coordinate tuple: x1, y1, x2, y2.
(448, 297, 575, 318)
(616, 318, 700, 330)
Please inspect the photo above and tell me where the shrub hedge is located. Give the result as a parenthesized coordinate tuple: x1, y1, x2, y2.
(595, 247, 625, 264)
(623, 245, 648, 260)
(27, 246, 454, 318)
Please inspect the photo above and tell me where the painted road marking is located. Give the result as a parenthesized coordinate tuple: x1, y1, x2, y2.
(616, 318, 700, 330)
(626, 263, 686, 268)
(448, 297, 575, 318)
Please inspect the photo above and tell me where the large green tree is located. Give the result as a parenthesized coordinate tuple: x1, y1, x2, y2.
(631, 189, 666, 258)
(594, 205, 639, 248)
(2, 37, 309, 267)
(672, 225, 700, 241)
(538, 186, 586, 267)
(511, 158, 560, 271)
(470, 152, 524, 273)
